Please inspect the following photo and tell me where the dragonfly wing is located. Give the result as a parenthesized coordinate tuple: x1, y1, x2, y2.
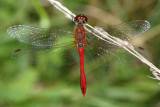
(84, 35, 149, 66)
(11, 43, 79, 66)
(84, 20, 150, 65)
(7, 25, 79, 65)
(7, 25, 74, 46)
(94, 20, 150, 41)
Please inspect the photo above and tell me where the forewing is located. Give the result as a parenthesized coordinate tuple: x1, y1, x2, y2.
(95, 20, 150, 41)
(7, 25, 74, 46)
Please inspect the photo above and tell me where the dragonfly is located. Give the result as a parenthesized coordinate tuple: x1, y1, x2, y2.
(7, 14, 150, 96)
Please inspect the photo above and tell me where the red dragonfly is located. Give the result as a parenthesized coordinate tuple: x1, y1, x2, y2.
(7, 14, 150, 96)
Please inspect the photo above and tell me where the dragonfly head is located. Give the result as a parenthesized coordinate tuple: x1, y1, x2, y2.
(74, 14, 88, 24)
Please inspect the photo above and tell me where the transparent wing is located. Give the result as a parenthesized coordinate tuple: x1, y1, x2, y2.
(94, 20, 150, 41)
(84, 20, 150, 65)
(7, 25, 78, 65)
(7, 25, 74, 46)
(84, 37, 149, 66)
(11, 43, 79, 66)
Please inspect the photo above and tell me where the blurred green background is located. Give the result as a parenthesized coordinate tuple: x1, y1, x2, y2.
(0, 0, 160, 107)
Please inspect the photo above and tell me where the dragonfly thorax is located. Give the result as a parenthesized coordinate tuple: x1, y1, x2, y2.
(74, 23, 87, 47)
